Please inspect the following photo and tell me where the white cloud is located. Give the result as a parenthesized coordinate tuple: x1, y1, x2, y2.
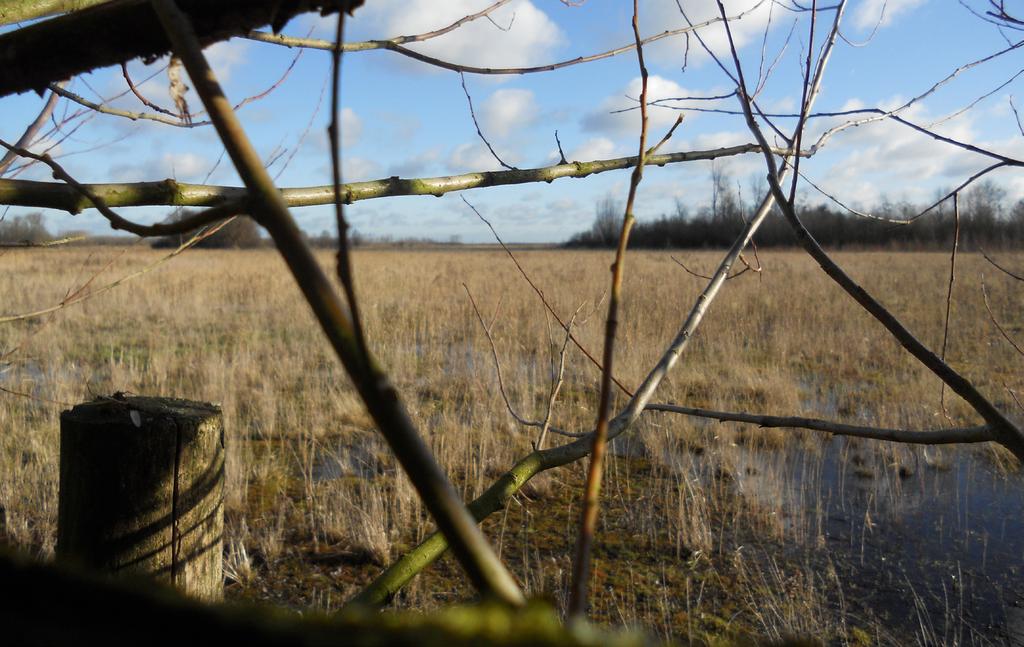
(481, 89, 538, 138)
(852, 0, 927, 30)
(810, 103, 983, 204)
(566, 137, 620, 162)
(343, 156, 381, 181)
(448, 141, 517, 172)
(350, 0, 565, 70)
(307, 107, 363, 150)
(108, 152, 210, 182)
(341, 108, 363, 148)
(206, 40, 250, 82)
(388, 147, 441, 176)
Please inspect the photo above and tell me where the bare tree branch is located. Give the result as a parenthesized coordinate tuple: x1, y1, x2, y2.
(981, 277, 1024, 357)
(728, 1, 1024, 461)
(328, 10, 370, 373)
(243, 2, 768, 76)
(537, 306, 581, 449)
(939, 193, 961, 423)
(352, 145, 805, 608)
(0, 137, 245, 236)
(346, 1, 854, 600)
(460, 73, 516, 171)
(462, 195, 634, 398)
(0, 143, 796, 215)
(981, 249, 1024, 282)
(464, 283, 543, 430)
(0, 83, 63, 175)
(645, 403, 995, 445)
(672, 255, 752, 281)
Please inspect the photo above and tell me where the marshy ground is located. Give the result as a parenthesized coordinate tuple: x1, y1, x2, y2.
(1, 246, 1021, 644)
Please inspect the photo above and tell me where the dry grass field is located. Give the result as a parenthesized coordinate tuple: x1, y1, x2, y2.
(1, 245, 1022, 644)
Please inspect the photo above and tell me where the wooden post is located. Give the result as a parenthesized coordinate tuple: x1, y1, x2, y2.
(57, 395, 224, 601)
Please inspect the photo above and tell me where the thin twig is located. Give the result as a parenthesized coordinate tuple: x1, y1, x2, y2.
(329, 11, 369, 364)
(538, 307, 581, 450)
(981, 277, 1024, 357)
(461, 195, 634, 396)
(0, 235, 85, 248)
(939, 194, 961, 423)
(52, 47, 306, 129)
(0, 219, 232, 324)
(0, 383, 75, 408)
(1010, 95, 1024, 137)
(463, 285, 585, 442)
(980, 249, 1024, 282)
(554, 130, 568, 164)
(569, 0, 651, 617)
(464, 283, 541, 429)
(460, 73, 516, 171)
(244, 2, 768, 75)
(120, 62, 178, 117)
(672, 255, 750, 281)
(0, 83, 64, 175)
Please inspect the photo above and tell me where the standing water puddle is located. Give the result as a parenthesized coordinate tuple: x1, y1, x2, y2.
(729, 438, 1024, 644)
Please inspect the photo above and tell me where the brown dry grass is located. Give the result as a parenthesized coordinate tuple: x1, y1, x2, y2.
(0, 246, 1021, 643)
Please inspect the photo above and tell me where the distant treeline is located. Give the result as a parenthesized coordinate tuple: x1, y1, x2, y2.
(567, 181, 1024, 250)
(0, 213, 53, 244)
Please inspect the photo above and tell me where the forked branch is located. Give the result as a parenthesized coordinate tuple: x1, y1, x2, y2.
(149, 0, 523, 606)
(726, 0, 1024, 460)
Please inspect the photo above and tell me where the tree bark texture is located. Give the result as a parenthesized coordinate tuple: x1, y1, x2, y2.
(57, 395, 224, 601)
(0, 0, 364, 97)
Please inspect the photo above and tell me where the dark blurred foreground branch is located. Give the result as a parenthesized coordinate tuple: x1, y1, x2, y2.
(150, 0, 523, 606)
(0, 0, 364, 97)
(0, 551, 649, 647)
(0, 0, 107, 26)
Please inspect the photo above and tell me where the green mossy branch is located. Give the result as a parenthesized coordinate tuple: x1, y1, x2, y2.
(1, 551, 654, 647)
(0, 144, 779, 218)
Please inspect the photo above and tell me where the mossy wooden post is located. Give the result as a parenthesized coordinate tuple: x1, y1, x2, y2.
(57, 395, 224, 601)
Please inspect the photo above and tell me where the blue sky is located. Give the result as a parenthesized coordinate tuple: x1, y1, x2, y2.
(2, 0, 1023, 242)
